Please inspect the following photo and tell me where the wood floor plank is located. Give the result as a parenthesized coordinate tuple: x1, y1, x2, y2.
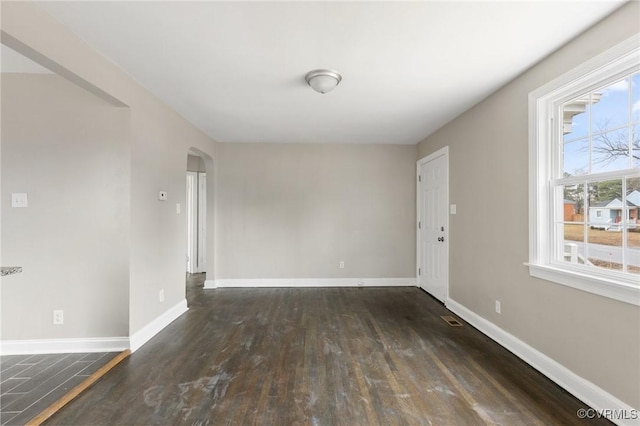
(44, 277, 611, 425)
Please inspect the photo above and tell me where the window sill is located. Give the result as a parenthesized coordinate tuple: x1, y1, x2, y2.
(527, 263, 640, 306)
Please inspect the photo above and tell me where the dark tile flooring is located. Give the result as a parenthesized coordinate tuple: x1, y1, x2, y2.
(0, 352, 118, 425)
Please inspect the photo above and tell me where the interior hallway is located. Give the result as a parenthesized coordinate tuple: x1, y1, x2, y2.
(43, 275, 606, 425)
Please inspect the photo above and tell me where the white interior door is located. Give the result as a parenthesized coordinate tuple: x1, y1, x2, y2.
(418, 147, 449, 302)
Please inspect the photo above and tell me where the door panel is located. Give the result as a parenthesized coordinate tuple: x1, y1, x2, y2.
(418, 149, 448, 302)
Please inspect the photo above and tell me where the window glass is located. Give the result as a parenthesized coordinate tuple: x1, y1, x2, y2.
(591, 78, 630, 132)
(633, 124, 639, 168)
(627, 177, 640, 275)
(563, 138, 589, 176)
(563, 96, 590, 142)
(591, 128, 630, 173)
(632, 73, 640, 124)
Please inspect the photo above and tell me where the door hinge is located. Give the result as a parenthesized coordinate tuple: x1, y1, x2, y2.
(418, 268, 421, 276)
(418, 221, 421, 229)
(418, 175, 422, 182)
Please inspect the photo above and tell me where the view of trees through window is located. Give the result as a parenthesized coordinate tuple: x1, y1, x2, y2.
(560, 71, 640, 275)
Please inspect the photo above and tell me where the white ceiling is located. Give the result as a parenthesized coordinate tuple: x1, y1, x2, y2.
(34, 1, 626, 145)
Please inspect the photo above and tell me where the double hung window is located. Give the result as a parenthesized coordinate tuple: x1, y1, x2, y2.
(529, 36, 640, 305)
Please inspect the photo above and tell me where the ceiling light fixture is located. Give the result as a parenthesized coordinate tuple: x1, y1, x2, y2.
(305, 69, 342, 94)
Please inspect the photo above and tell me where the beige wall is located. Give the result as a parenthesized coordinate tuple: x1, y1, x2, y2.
(1, 1, 218, 336)
(1, 74, 130, 339)
(417, 2, 640, 408)
(187, 154, 206, 173)
(215, 143, 416, 279)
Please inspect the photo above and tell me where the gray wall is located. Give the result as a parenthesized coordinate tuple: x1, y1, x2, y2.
(215, 143, 416, 279)
(187, 154, 206, 172)
(417, 2, 639, 408)
(1, 74, 130, 339)
(2, 2, 218, 337)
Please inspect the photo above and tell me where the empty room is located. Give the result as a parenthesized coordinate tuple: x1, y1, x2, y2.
(1, 1, 639, 425)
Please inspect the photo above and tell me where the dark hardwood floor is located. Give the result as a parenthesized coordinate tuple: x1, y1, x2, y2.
(45, 275, 607, 425)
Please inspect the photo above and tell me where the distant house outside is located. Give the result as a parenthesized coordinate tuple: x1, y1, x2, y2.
(588, 189, 640, 229)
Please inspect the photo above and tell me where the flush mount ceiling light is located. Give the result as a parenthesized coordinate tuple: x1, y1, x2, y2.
(305, 69, 342, 94)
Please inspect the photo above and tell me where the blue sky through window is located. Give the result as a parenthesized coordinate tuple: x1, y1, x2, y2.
(562, 72, 639, 176)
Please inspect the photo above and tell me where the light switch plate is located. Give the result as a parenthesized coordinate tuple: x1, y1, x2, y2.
(450, 204, 457, 215)
(11, 193, 28, 208)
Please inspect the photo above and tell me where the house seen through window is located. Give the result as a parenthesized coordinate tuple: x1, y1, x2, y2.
(559, 71, 640, 275)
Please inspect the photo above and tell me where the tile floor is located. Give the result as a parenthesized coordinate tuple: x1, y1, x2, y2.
(0, 352, 118, 425)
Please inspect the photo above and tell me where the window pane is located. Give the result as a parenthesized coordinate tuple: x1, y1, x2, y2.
(628, 177, 640, 208)
(632, 73, 640, 124)
(626, 177, 640, 274)
(591, 78, 630, 132)
(587, 226, 623, 272)
(588, 179, 623, 225)
(561, 184, 585, 266)
(633, 124, 639, 168)
(625, 229, 639, 274)
(591, 128, 630, 173)
(562, 223, 587, 265)
(563, 183, 584, 221)
(563, 138, 589, 176)
(586, 179, 624, 270)
(562, 96, 590, 142)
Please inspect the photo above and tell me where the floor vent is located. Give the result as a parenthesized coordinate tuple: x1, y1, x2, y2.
(441, 315, 463, 327)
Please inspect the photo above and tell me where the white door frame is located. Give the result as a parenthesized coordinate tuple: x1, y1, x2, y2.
(197, 172, 207, 272)
(187, 171, 198, 273)
(416, 146, 449, 302)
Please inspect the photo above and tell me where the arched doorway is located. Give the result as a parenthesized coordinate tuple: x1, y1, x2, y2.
(185, 148, 215, 293)
(186, 153, 207, 274)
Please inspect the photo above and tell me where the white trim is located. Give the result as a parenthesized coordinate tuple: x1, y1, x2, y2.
(0, 337, 129, 355)
(129, 299, 188, 352)
(528, 34, 640, 306)
(529, 264, 640, 306)
(446, 299, 639, 426)
(197, 172, 207, 272)
(416, 146, 450, 302)
(206, 278, 416, 289)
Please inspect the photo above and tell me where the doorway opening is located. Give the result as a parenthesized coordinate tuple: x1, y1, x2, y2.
(186, 154, 207, 274)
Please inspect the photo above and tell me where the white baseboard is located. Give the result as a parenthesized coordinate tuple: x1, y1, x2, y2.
(0, 337, 129, 355)
(205, 277, 416, 289)
(1, 299, 189, 355)
(129, 299, 188, 352)
(446, 298, 639, 426)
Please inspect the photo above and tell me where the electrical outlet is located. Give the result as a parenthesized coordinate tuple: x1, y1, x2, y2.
(495, 300, 501, 314)
(159, 289, 165, 302)
(53, 310, 64, 325)
(339, 261, 345, 269)
(158, 191, 168, 201)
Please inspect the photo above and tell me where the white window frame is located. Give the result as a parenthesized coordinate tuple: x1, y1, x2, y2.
(528, 35, 640, 306)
